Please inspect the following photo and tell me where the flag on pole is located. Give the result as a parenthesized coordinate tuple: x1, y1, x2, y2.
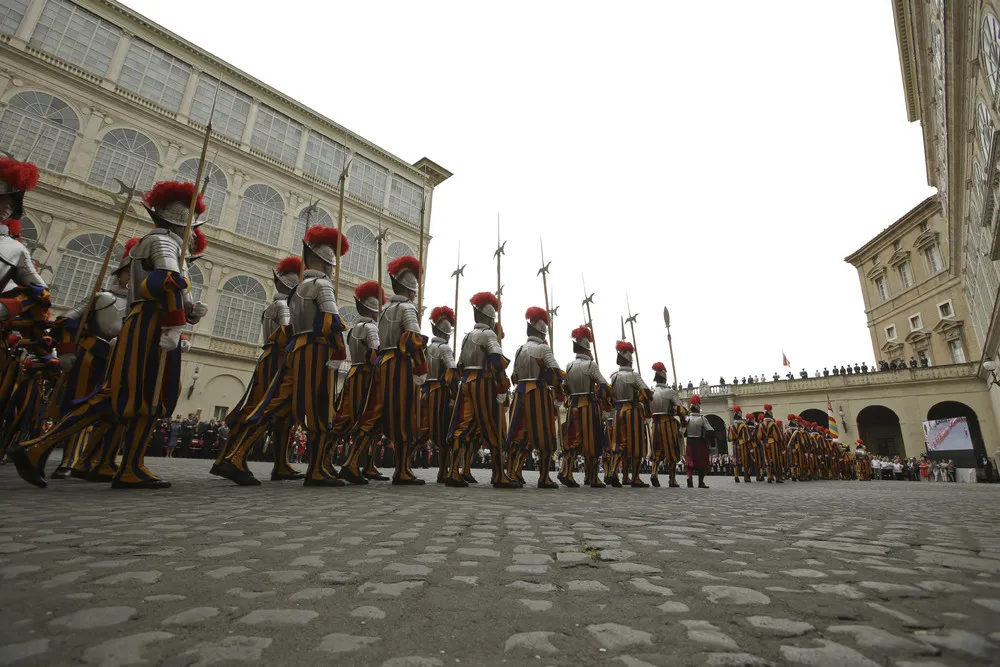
(782, 351, 790, 368)
(826, 394, 840, 440)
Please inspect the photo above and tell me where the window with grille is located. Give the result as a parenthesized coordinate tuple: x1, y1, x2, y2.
(348, 155, 387, 206)
(236, 184, 284, 245)
(177, 159, 227, 225)
(51, 233, 122, 306)
(885, 325, 896, 341)
(874, 276, 888, 302)
(340, 304, 359, 327)
(909, 314, 923, 331)
(212, 275, 267, 344)
(388, 176, 422, 223)
(0, 91, 79, 172)
(291, 205, 333, 252)
(118, 39, 191, 111)
(17, 214, 39, 250)
(0, 0, 28, 36)
(29, 0, 122, 77)
(898, 261, 913, 289)
(341, 225, 377, 279)
(925, 244, 943, 274)
(384, 241, 413, 284)
(183, 262, 204, 331)
(938, 301, 954, 318)
(303, 132, 347, 185)
(189, 75, 251, 141)
(949, 339, 966, 364)
(974, 159, 987, 206)
(87, 128, 159, 192)
(984, 13, 1000, 97)
(979, 103, 995, 161)
(250, 105, 302, 165)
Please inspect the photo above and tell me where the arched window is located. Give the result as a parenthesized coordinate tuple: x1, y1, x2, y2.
(0, 91, 79, 172)
(51, 233, 122, 306)
(339, 304, 359, 327)
(187, 263, 204, 303)
(984, 12, 1000, 97)
(342, 225, 377, 279)
(236, 184, 284, 245)
(974, 159, 987, 206)
(16, 214, 39, 251)
(212, 275, 267, 344)
(384, 240, 413, 283)
(291, 205, 334, 252)
(979, 103, 995, 160)
(177, 159, 227, 225)
(88, 128, 159, 193)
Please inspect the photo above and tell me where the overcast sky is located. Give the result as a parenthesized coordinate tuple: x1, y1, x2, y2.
(127, 0, 935, 384)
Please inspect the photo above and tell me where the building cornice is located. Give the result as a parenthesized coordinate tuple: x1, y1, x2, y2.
(844, 195, 939, 265)
(891, 0, 920, 123)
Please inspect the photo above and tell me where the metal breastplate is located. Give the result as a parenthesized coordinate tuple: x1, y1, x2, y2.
(650, 385, 677, 415)
(565, 359, 593, 394)
(426, 340, 447, 379)
(348, 321, 376, 364)
(687, 413, 708, 438)
(513, 340, 546, 381)
(128, 231, 182, 306)
(261, 297, 289, 342)
(88, 290, 128, 341)
(378, 301, 411, 349)
(612, 370, 638, 402)
(290, 277, 323, 336)
(459, 327, 492, 368)
(0, 235, 44, 288)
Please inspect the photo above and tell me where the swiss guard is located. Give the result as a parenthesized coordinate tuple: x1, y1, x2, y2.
(684, 394, 713, 488)
(609, 340, 651, 488)
(649, 361, 684, 487)
(728, 404, 753, 483)
(562, 325, 611, 488)
(422, 305, 458, 484)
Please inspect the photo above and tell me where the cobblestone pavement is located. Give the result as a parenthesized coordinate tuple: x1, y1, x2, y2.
(1, 458, 999, 667)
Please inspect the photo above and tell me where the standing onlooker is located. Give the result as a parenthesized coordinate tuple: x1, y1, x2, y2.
(203, 420, 219, 459)
(893, 458, 903, 480)
(180, 414, 197, 458)
(166, 416, 181, 458)
(946, 459, 956, 482)
(919, 458, 931, 481)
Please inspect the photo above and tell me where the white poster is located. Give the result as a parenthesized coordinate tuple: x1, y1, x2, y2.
(923, 417, 974, 452)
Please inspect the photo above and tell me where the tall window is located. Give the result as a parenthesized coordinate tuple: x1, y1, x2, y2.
(388, 176, 423, 223)
(984, 12, 1000, 96)
(925, 244, 943, 274)
(874, 276, 888, 302)
(885, 325, 896, 341)
(29, 0, 122, 77)
(177, 159, 227, 225)
(979, 103, 995, 160)
(118, 39, 191, 112)
(898, 261, 913, 289)
(303, 132, 347, 185)
(0, 91, 79, 172)
(974, 159, 987, 207)
(250, 105, 302, 165)
(0, 0, 28, 36)
(342, 225, 377, 279)
(349, 155, 388, 206)
(213, 275, 267, 344)
(949, 339, 966, 364)
(340, 304, 359, 327)
(17, 214, 39, 251)
(291, 205, 333, 252)
(236, 184, 284, 245)
(187, 263, 204, 303)
(384, 241, 413, 283)
(51, 233, 122, 306)
(189, 75, 251, 141)
(88, 128, 159, 192)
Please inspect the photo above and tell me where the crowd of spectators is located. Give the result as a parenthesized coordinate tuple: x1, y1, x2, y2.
(870, 455, 957, 481)
(151, 414, 229, 459)
(685, 356, 937, 389)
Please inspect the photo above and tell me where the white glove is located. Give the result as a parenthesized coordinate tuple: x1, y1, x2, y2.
(179, 339, 192, 353)
(413, 373, 427, 386)
(190, 301, 209, 319)
(59, 353, 77, 373)
(325, 360, 340, 371)
(496, 392, 508, 404)
(159, 326, 183, 351)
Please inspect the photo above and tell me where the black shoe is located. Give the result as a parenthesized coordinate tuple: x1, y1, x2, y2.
(271, 470, 306, 481)
(603, 474, 612, 485)
(686, 478, 694, 488)
(650, 477, 661, 487)
(337, 468, 370, 485)
(10, 449, 46, 488)
(698, 482, 709, 489)
(365, 472, 391, 481)
(744, 477, 752, 483)
(631, 479, 649, 488)
(209, 463, 223, 477)
(111, 479, 171, 490)
(303, 476, 346, 487)
(556, 473, 567, 485)
(609, 475, 622, 488)
(589, 478, 606, 488)
(562, 477, 580, 488)
(767, 479, 774, 484)
(463, 472, 479, 485)
(391, 477, 426, 486)
(668, 481, 680, 488)
(50, 466, 72, 480)
(734, 477, 740, 483)
(493, 479, 521, 489)
(445, 477, 469, 487)
(538, 478, 559, 489)
(217, 460, 261, 486)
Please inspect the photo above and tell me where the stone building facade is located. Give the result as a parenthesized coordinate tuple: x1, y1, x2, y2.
(0, 0, 450, 419)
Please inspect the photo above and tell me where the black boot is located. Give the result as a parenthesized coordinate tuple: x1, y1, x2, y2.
(337, 466, 370, 485)
(10, 449, 46, 488)
(650, 475, 660, 487)
(217, 460, 261, 486)
(686, 477, 693, 488)
(697, 474, 709, 489)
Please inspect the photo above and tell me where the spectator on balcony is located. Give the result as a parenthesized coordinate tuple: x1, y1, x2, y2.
(832, 366, 839, 375)
(786, 372, 793, 380)
(733, 376, 739, 385)
(741, 377, 746, 385)
(909, 357, 918, 368)
(799, 369, 808, 379)
(815, 370, 820, 377)
(839, 365, 847, 375)
(772, 373, 779, 382)
(921, 356, 929, 367)
(879, 360, 888, 371)
(853, 363, 861, 373)
(845, 365, 853, 375)
(687, 380, 694, 389)
(861, 362, 868, 373)
(823, 368, 829, 377)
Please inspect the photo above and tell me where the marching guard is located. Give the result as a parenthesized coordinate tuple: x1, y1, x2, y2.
(421, 306, 458, 484)
(505, 307, 565, 489)
(757, 404, 784, 483)
(562, 325, 611, 488)
(609, 340, 651, 488)
(684, 394, 713, 488)
(649, 361, 684, 488)
(728, 405, 753, 483)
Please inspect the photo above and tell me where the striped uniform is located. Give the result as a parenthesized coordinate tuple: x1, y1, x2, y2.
(564, 353, 612, 463)
(420, 336, 457, 451)
(756, 416, 783, 482)
(505, 337, 564, 457)
(728, 418, 753, 480)
(650, 384, 685, 473)
(335, 317, 379, 477)
(609, 367, 651, 465)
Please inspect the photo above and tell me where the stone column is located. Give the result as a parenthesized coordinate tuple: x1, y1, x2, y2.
(177, 67, 201, 121)
(219, 170, 245, 232)
(294, 128, 309, 173)
(0, 68, 13, 100)
(102, 30, 134, 90)
(12, 0, 45, 47)
(241, 100, 259, 149)
(66, 107, 108, 180)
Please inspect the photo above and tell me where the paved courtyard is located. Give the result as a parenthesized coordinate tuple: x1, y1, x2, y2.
(0, 458, 998, 667)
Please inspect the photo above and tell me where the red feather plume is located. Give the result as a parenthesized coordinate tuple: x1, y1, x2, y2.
(275, 256, 303, 275)
(0, 158, 39, 192)
(787, 413, 797, 422)
(525, 306, 548, 323)
(191, 227, 208, 255)
(615, 340, 634, 354)
(354, 280, 385, 304)
(763, 403, 773, 411)
(733, 405, 742, 413)
(470, 291, 499, 311)
(690, 394, 702, 405)
(388, 255, 421, 279)
(430, 305, 456, 326)
(304, 225, 349, 255)
(122, 237, 140, 259)
(652, 361, 666, 373)
(143, 181, 206, 215)
(856, 439, 863, 445)
(4, 219, 21, 237)
(570, 325, 593, 341)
